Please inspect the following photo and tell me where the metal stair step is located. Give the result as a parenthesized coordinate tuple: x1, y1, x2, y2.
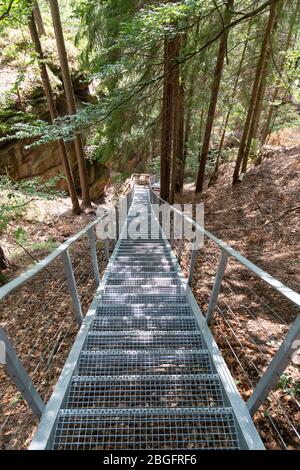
(96, 304, 194, 316)
(104, 286, 185, 295)
(115, 256, 173, 262)
(53, 407, 240, 450)
(101, 294, 187, 303)
(114, 257, 172, 263)
(108, 272, 180, 279)
(109, 266, 177, 273)
(78, 350, 214, 376)
(85, 331, 204, 351)
(66, 374, 224, 409)
(106, 277, 182, 286)
(91, 316, 199, 331)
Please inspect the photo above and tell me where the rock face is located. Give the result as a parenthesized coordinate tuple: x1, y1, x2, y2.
(0, 138, 109, 201)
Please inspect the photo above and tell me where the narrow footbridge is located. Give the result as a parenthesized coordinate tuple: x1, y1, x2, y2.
(29, 185, 264, 450)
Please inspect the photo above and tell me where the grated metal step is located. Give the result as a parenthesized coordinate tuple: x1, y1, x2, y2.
(91, 315, 199, 331)
(78, 350, 214, 376)
(53, 407, 239, 450)
(107, 277, 182, 286)
(96, 304, 194, 317)
(104, 285, 185, 295)
(85, 331, 204, 351)
(66, 374, 224, 409)
(101, 294, 187, 304)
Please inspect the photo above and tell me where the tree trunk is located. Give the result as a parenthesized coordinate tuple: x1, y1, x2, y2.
(262, 0, 300, 144)
(28, 11, 81, 215)
(232, 2, 277, 184)
(176, 63, 197, 193)
(241, 52, 270, 173)
(170, 35, 184, 205)
(49, 0, 92, 208)
(33, 1, 45, 36)
(195, 0, 234, 193)
(214, 19, 251, 175)
(160, 38, 177, 202)
(0, 246, 9, 271)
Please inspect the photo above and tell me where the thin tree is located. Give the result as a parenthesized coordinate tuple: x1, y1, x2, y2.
(262, 0, 300, 144)
(213, 19, 252, 178)
(232, 1, 277, 184)
(28, 8, 81, 214)
(195, 0, 234, 193)
(33, 1, 45, 36)
(175, 63, 197, 193)
(48, 0, 92, 208)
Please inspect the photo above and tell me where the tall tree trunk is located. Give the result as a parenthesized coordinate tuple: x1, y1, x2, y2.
(160, 38, 177, 202)
(262, 0, 300, 144)
(241, 51, 271, 173)
(33, 1, 45, 36)
(195, 0, 234, 193)
(176, 63, 197, 193)
(49, 0, 92, 208)
(232, 2, 277, 184)
(28, 10, 81, 215)
(214, 19, 251, 175)
(170, 35, 184, 205)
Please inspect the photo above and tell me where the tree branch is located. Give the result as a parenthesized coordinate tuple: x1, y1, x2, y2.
(0, 0, 15, 21)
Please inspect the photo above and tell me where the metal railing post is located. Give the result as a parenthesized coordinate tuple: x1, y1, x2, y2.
(115, 205, 120, 241)
(87, 227, 100, 286)
(206, 249, 229, 325)
(170, 209, 174, 249)
(178, 209, 184, 264)
(104, 238, 110, 263)
(188, 245, 198, 286)
(247, 315, 300, 417)
(61, 249, 83, 327)
(0, 328, 45, 419)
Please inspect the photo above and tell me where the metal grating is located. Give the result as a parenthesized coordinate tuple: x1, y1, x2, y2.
(107, 277, 182, 286)
(67, 374, 224, 409)
(110, 265, 177, 273)
(53, 408, 239, 450)
(91, 315, 199, 331)
(101, 294, 187, 304)
(85, 331, 204, 351)
(96, 304, 194, 317)
(78, 350, 213, 376)
(104, 286, 185, 295)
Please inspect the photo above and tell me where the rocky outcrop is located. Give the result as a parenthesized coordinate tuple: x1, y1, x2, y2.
(0, 69, 109, 201)
(0, 137, 109, 201)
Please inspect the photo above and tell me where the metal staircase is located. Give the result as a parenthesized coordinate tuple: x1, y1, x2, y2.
(30, 186, 264, 450)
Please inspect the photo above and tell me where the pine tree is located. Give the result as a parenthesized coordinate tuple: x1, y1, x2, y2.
(49, 0, 92, 208)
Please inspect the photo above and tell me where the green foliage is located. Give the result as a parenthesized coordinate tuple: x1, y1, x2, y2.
(278, 374, 300, 397)
(0, 174, 67, 199)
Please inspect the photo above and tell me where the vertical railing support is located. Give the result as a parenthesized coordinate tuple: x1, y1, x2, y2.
(188, 245, 198, 286)
(170, 209, 174, 249)
(115, 205, 120, 241)
(87, 227, 100, 286)
(247, 315, 300, 417)
(206, 249, 229, 325)
(0, 328, 45, 419)
(178, 209, 184, 264)
(104, 238, 110, 263)
(61, 249, 83, 326)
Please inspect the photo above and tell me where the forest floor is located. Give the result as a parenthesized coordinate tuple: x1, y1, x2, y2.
(175, 127, 300, 449)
